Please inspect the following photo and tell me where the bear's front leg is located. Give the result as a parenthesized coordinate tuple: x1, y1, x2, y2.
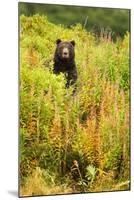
(66, 68, 77, 90)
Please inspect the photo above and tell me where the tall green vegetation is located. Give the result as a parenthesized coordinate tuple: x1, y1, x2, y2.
(19, 15, 130, 197)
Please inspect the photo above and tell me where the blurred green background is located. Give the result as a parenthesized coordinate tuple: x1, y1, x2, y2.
(19, 2, 130, 38)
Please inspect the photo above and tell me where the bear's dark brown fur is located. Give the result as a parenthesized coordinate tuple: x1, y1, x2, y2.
(53, 39, 77, 89)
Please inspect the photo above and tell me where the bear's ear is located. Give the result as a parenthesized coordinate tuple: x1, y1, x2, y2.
(56, 39, 62, 45)
(70, 40, 75, 46)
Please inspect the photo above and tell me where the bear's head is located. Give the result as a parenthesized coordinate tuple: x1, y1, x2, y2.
(55, 39, 75, 61)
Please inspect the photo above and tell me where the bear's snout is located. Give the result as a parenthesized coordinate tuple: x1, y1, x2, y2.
(62, 47, 69, 58)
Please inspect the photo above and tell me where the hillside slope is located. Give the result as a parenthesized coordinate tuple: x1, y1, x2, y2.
(19, 15, 130, 197)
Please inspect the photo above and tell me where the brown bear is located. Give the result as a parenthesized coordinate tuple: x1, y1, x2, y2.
(53, 39, 77, 90)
